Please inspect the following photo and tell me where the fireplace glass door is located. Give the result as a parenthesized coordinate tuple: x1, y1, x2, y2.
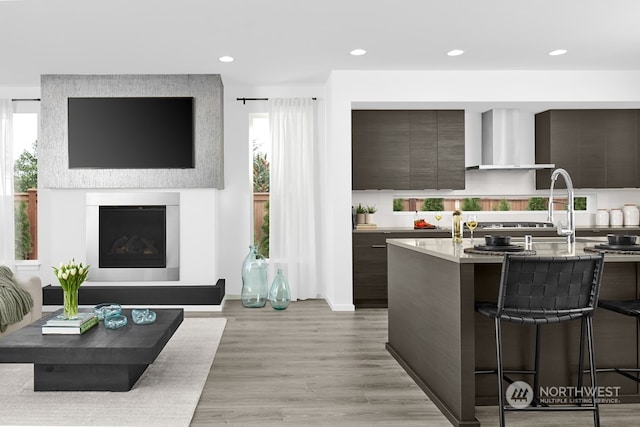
(98, 206, 166, 268)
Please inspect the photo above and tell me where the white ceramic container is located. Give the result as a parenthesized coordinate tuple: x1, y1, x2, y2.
(610, 209, 624, 226)
(596, 209, 610, 227)
(623, 204, 640, 226)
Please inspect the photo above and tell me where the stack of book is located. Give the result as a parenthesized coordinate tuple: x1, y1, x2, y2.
(42, 312, 99, 335)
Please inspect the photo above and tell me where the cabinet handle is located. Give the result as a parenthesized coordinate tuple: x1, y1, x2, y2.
(371, 245, 387, 248)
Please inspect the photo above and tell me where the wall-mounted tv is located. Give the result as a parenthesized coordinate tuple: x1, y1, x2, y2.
(67, 97, 195, 169)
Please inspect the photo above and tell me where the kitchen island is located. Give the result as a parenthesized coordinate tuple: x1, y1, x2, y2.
(386, 237, 640, 427)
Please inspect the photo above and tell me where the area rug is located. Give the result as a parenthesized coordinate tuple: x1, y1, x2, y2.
(0, 317, 227, 427)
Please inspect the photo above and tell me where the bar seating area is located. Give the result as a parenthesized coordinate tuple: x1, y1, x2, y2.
(475, 254, 605, 427)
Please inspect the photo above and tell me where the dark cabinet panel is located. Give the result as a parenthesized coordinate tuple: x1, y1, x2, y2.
(352, 231, 450, 308)
(437, 111, 465, 189)
(578, 110, 606, 188)
(409, 111, 438, 189)
(352, 110, 410, 190)
(606, 110, 637, 187)
(352, 110, 465, 190)
(536, 109, 640, 189)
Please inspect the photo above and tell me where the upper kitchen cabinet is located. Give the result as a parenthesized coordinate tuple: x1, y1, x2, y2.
(352, 110, 465, 190)
(535, 109, 640, 189)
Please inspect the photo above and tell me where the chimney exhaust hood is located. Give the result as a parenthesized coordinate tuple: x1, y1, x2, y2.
(466, 109, 555, 170)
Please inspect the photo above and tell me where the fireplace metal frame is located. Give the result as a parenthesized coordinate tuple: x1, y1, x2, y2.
(86, 192, 180, 281)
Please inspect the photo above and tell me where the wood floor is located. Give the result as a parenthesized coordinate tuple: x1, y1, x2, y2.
(189, 300, 640, 426)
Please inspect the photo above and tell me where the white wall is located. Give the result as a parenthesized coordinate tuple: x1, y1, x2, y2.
(326, 70, 640, 309)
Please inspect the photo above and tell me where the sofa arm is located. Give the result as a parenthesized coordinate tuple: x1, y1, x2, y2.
(17, 276, 42, 320)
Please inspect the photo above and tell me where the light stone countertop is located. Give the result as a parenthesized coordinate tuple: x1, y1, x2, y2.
(386, 236, 640, 264)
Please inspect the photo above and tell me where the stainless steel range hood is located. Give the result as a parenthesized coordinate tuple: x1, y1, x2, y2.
(466, 109, 555, 170)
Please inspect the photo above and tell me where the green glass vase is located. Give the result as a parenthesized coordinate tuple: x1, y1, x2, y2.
(269, 269, 291, 310)
(241, 245, 268, 308)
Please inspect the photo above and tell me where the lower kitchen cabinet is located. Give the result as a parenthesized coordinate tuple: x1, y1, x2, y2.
(352, 231, 449, 308)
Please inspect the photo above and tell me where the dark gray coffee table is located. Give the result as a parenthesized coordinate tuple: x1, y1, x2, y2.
(0, 308, 183, 391)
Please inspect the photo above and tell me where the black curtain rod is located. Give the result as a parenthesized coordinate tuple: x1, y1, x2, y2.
(11, 98, 41, 102)
(236, 97, 317, 105)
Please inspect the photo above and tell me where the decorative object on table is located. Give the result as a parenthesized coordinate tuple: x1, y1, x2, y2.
(269, 268, 291, 310)
(586, 233, 640, 253)
(466, 214, 478, 243)
(484, 235, 512, 246)
(610, 208, 624, 226)
(413, 217, 436, 229)
(434, 211, 443, 228)
(466, 235, 535, 254)
(104, 314, 128, 329)
(623, 204, 640, 226)
(42, 313, 98, 335)
(607, 234, 637, 246)
(464, 246, 535, 255)
(93, 303, 122, 320)
(132, 308, 157, 324)
(595, 209, 610, 226)
(365, 205, 377, 224)
(241, 245, 269, 308)
(452, 200, 462, 243)
(52, 259, 90, 319)
(355, 203, 366, 225)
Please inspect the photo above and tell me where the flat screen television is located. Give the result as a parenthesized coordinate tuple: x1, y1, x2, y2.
(67, 97, 195, 169)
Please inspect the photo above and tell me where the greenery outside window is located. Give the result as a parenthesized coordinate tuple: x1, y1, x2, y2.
(13, 111, 38, 260)
(393, 196, 588, 212)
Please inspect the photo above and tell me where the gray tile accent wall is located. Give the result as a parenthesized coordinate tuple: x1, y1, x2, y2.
(40, 74, 224, 189)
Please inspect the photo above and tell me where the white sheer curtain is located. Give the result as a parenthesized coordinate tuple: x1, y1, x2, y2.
(268, 98, 318, 300)
(0, 100, 15, 267)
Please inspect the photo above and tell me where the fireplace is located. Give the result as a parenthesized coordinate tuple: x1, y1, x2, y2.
(86, 193, 179, 281)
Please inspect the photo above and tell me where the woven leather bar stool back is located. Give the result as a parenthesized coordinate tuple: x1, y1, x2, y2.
(592, 299, 640, 384)
(475, 254, 605, 427)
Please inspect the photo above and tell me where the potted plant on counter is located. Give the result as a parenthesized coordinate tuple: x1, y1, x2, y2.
(356, 204, 367, 224)
(365, 205, 377, 224)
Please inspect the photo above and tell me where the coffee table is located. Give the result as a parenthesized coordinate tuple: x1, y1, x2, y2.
(0, 308, 183, 391)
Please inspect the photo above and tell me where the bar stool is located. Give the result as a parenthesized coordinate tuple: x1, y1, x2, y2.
(475, 254, 605, 427)
(587, 299, 640, 383)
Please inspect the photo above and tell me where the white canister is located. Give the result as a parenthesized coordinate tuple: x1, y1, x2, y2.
(596, 209, 610, 227)
(623, 204, 640, 226)
(610, 209, 624, 227)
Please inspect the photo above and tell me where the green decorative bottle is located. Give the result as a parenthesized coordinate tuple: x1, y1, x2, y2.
(241, 245, 268, 308)
(269, 269, 291, 310)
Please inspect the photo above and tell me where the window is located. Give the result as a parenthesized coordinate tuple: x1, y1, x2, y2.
(13, 110, 38, 260)
(393, 196, 588, 212)
(250, 114, 270, 257)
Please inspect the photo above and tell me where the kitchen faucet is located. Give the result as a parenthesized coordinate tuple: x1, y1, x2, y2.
(547, 168, 575, 243)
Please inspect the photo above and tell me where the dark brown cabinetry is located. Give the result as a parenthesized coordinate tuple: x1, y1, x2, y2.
(352, 230, 450, 308)
(352, 110, 465, 190)
(536, 109, 640, 189)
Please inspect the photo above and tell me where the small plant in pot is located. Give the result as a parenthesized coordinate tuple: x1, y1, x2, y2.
(365, 205, 377, 224)
(356, 203, 367, 224)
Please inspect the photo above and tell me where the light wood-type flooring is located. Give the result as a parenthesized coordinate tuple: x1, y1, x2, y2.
(189, 299, 639, 426)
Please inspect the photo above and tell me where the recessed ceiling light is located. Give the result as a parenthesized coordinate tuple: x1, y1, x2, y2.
(350, 49, 367, 56)
(218, 56, 234, 63)
(447, 49, 464, 56)
(548, 49, 567, 56)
